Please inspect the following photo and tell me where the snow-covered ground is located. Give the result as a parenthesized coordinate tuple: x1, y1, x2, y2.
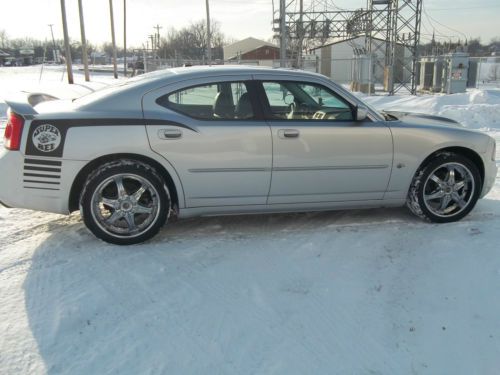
(1, 66, 500, 374)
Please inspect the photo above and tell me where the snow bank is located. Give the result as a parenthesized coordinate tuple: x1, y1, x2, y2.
(361, 89, 500, 131)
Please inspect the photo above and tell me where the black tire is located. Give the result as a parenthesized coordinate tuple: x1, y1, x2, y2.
(407, 152, 482, 223)
(80, 159, 170, 245)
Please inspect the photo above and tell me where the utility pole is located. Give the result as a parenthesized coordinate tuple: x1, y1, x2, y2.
(149, 34, 155, 53)
(298, 0, 303, 68)
(279, 0, 286, 67)
(48, 24, 58, 62)
(109, 0, 118, 79)
(78, 0, 90, 81)
(205, 0, 211, 64)
(123, 0, 127, 77)
(59, 0, 74, 84)
(154, 24, 162, 48)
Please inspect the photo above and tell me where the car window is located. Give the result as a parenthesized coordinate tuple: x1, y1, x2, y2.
(157, 82, 254, 120)
(261, 81, 353, 121)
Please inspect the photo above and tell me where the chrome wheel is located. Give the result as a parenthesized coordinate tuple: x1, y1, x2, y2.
(422, 162, 475, 218)
(90, 173, 160, 238)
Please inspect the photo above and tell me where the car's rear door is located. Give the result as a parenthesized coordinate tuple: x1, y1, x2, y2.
(142, 75, 272, 208)
(253, 74, 393, 204)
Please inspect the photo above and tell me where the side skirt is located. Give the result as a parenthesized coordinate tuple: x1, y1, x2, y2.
(177, 199, 406, 219)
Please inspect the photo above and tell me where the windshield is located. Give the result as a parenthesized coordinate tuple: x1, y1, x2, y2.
(328, 82, 386, 121)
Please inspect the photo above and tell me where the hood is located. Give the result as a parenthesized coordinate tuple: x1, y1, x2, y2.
(383, 110, 463, 128)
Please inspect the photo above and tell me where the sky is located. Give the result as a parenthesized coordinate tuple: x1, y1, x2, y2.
(2, 0, 500, 48)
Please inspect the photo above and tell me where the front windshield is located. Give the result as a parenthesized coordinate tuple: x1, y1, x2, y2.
(328, 82, 386, 121)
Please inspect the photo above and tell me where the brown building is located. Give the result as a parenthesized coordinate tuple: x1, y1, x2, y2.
(224, 37, 280, 63)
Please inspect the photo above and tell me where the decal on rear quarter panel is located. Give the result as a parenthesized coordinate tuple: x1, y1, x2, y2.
(26, 121, 68, 157)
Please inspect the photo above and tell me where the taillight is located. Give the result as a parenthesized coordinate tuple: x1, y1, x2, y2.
(3, 110, 24, 151)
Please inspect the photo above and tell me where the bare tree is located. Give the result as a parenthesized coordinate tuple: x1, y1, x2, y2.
(0, 29, 7, 48)
(158, 20, 228, 60)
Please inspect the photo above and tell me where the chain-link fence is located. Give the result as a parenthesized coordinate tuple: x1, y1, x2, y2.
(470, 56, 500, 89)
(139, 57, 320, 75)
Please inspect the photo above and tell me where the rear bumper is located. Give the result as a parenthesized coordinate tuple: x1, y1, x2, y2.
(0, 149, 82, 214)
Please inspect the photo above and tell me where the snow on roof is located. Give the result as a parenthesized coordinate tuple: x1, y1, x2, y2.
(223, 37, 278, 60)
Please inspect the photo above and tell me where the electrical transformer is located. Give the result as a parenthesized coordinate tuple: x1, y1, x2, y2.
(442, 52, 469, 94)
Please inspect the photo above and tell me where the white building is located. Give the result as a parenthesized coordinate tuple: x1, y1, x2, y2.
(311, 36, 412, 86)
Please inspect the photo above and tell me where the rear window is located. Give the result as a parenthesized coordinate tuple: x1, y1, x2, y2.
(74, 69, 174, 106)
(156, 82, 254, 120)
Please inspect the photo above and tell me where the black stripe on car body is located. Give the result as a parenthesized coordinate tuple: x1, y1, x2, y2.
(23, 180, 61, 185)
(23, 186, 61, 191)
(24, 158, 62, 166)
(25, 118, 196, 158)
(24, 165, 62, 173)
(23, 173, 61, 179)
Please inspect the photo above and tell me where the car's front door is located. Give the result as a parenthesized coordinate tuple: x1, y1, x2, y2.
(143, 76, 272, 208)
(256, 77, 393, 204)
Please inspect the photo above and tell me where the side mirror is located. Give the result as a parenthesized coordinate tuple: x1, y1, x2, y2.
(356, 105, 369, 121)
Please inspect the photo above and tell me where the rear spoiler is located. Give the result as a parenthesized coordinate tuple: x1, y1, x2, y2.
(4, 92, 58, 117)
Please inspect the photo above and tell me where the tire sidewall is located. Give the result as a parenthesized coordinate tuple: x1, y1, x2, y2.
(81, 162, 170, 245)
(416, 154, 481, 223)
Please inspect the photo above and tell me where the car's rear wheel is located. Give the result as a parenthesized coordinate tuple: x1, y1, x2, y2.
(407, 153, 481, 223)
(80, 160, 170, 245)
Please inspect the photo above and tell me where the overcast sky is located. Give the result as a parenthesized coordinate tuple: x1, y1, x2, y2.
(2, 0, 500, 47)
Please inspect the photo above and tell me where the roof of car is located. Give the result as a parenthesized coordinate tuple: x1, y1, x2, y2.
(162, 64, 324, 80)
(73, 65, 328, 111)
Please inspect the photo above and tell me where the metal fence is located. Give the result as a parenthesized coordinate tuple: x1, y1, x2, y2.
(140, 57, 320, 74)
(470, 56, 500, 89)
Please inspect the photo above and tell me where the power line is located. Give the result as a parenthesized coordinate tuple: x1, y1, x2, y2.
(423, 3, 467, 41)
(426, 4, 500, 11)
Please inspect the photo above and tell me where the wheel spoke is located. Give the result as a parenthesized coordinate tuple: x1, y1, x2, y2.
(101, 197, 119, 209)
(454, 181, 465, 191)
(425, 190, 445, 201)
(446, 166, 456, 185)
(124, 212, 137, 230)
(105, 210, 124, 225)
(439, 195, 452, 212)
(429, 174, 444, 187)
(114, 176, 127, 198)
(132, 184, 147, 201)
(135, 204, 153, 214)
(451, 192, 467, 208)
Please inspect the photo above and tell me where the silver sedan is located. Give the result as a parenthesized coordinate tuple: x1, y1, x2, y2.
(0, 66, 497, 244)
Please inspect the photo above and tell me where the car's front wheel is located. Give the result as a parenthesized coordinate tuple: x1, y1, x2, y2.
(80, 160, 170, 245)
(407, 153, 481, 223)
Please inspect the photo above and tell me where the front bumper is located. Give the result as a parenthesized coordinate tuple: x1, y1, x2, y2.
(481, 158, 497, 198)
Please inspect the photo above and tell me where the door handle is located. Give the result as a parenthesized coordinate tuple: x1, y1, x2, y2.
(278, 129, 300, 139)
(158, 129, 182, 139)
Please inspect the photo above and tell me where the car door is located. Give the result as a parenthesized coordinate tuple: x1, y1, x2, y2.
(255, 76, 393, 204)
(142, 76, 272, 208)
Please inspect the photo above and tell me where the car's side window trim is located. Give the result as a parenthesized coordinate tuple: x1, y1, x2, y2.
(155, 80, 264, 122)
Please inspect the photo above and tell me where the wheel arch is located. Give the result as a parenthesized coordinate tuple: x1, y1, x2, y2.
(68, 153, 182, 212)
(416, 146, 484, 187)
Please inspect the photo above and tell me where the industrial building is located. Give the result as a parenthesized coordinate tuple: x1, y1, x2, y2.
(311, 36, 412, 92)
(223, 37, 280, 66)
